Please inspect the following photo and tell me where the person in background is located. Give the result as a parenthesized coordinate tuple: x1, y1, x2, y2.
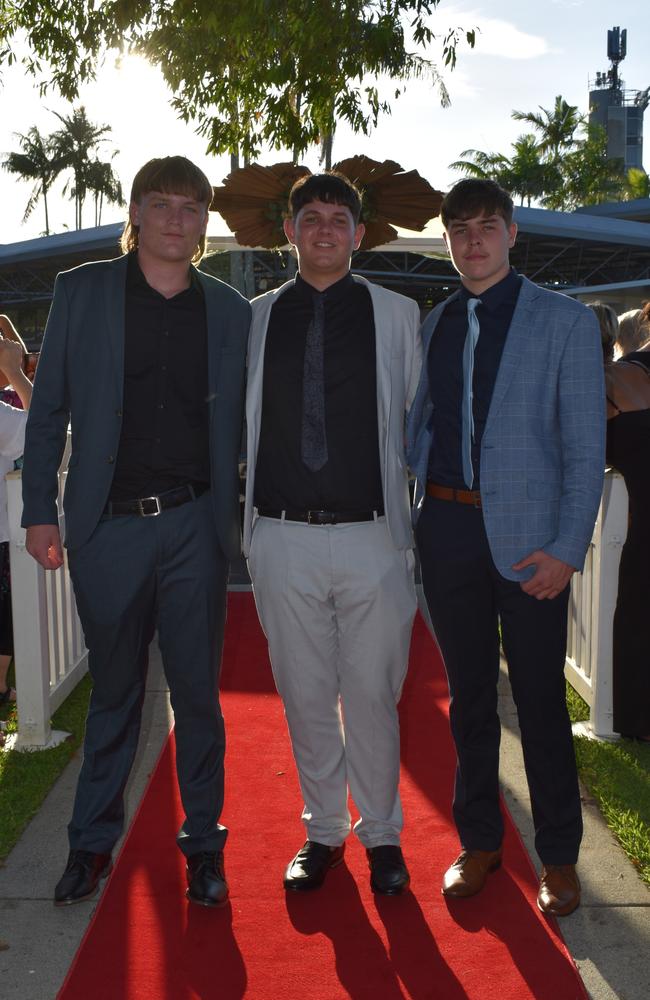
(408, 178, 605, 918)
(21, 156, 250, 906)
(619, 301, 650, 369)
(590, 302, 650, 742)
(615, 306, 650, 360)
(0, 324, 33, 713)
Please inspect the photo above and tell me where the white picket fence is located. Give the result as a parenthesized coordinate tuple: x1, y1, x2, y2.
(4, 465, 627, 750)
(6, 449, 88, 750)
(565, 469, 628, 740)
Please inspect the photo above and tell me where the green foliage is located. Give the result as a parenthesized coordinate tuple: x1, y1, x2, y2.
(625, 167, 650, 200)
(0, 1, 475, 160)
(566, 682, 650, 885)
(574, 735, 650, 884)
(451, 93, 630, 210)
(0, 674, 91, 861)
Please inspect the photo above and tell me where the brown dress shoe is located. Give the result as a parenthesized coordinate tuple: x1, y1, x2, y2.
(537, 864, 581, 916)
(442, 849, 502, 898)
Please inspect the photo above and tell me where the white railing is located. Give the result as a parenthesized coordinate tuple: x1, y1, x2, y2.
(6, 452, 88, 750)
(565, 470, 628, 741)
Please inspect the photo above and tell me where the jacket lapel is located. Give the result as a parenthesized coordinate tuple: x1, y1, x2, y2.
(102, 255, 129, 403)
(485, 276, 539, 428)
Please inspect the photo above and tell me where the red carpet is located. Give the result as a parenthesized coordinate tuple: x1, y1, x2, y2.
(59, 593, 587, 1000)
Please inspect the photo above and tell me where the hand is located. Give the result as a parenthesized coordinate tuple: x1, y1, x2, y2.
(25, 525, 64, 570)
(0, 336, 25, 381)
(511, 550, 575, 600)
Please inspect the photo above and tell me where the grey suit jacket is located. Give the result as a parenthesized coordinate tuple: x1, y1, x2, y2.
(21, 254, 251, 559)
(406, 276, 606, 581)
(242, 274, 421, 556)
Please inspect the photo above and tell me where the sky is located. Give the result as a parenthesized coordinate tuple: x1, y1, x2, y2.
(0, 0, 647, 246)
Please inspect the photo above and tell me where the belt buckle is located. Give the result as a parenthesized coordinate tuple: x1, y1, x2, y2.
(138, 495, 162, 517)
(472, 494, 481, 509)
(307, 510, 326, 525)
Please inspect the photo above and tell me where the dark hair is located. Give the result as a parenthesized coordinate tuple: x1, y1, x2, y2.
(441, 178, 514, 229)
(121, 156, 213, 263)
(287, 171, 362, 224)
(587, 302, 619, 363)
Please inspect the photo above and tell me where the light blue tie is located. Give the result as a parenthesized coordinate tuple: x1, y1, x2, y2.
(462, 297, 481, 489)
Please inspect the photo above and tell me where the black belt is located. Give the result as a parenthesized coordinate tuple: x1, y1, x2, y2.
(257, 507, 384, 525)
(102, 483, 209, 519)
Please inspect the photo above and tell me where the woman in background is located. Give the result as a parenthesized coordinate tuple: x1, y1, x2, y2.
(0, 316, 33, 710)
(590, 302, 650, 741)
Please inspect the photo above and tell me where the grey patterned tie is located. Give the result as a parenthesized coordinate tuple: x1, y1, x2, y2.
(461, 297, 481, 489)
(301, 291, 328, 471)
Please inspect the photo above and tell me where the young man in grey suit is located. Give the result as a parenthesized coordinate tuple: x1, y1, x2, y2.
(408, 178, 605, 916)
(243, 172, 420, 895)
(21, 156, 250, 908)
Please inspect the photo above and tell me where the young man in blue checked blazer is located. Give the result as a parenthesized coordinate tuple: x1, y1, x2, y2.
(407, 178, 605, 917)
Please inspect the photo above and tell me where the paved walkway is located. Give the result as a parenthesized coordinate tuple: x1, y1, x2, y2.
(0, 604, 648, 1000)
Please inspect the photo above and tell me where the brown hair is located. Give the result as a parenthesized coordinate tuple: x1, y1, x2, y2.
(587, 302, 619, 363)
(120, 156, 213, 263)
(441, 178, 514, 229)
(288, 171, 362, 224)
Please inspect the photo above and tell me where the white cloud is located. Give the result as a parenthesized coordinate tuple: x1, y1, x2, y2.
(430, 6, 551, 61)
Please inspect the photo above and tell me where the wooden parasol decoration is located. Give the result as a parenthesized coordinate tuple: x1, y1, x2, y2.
(209, 156, 442, 251)
(209, 162, 310, 249)
(333, 155, 443, 249)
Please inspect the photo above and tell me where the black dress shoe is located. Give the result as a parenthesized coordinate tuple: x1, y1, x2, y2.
(367, 845, 410, 895)
(186, 850, 229, 907)
(54, 849, 112, 906)
(283, 840, 345, 891)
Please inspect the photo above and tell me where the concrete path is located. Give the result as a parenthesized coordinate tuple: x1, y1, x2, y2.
(0, 616, 648, 1000)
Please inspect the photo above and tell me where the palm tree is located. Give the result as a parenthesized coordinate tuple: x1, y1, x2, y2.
(448, 148, 512, 187)
(85, 156, 124, 226)
(506, 135, 560, 207)
(51, 106, 116, 229)
(512, 96, 583, 163)
(2, 126, 63, 234)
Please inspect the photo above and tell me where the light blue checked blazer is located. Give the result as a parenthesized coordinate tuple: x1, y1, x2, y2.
(406, 276, 606, 582)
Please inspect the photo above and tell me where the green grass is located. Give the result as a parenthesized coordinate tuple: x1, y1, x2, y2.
(0, 674, 91, 860)
(566, 681, 650, 885)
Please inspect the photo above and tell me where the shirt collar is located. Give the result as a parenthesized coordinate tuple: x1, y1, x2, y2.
(295, 271, 355, 304)
(459, 268, 521, 312)
(126, 251, 200, 295)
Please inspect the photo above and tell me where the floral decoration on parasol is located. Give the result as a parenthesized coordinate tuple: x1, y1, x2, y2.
(333, 155, 443, 250)
(209, 162, 310, 249)
(209, 156, 442, 251)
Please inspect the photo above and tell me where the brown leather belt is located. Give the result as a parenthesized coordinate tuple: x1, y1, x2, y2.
(426, 482, 482, 508)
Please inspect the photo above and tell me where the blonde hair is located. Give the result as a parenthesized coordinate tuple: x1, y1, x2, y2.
(616, 308, 650, 357)
(120, 156, 213, 264)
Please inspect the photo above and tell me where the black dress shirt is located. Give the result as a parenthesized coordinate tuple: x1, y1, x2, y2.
(254, 272, 383, 511)
(109, 253, 210, 501)
(427, 268, 522, 489)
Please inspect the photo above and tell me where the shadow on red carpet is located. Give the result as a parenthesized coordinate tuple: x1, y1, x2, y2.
(57, 593, 587, 1000)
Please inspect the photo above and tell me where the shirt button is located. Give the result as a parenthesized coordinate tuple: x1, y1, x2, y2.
(108, 455, 114, 463)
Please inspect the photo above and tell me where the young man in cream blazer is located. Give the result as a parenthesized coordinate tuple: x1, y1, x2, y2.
(243, 172, 420, 895)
